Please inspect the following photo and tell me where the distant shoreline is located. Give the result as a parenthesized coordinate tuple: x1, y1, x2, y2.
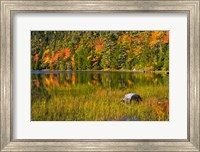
(31, 69, 169, 74)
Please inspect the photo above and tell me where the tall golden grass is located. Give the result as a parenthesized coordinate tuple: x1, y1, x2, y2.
(31, 84, 169, 121)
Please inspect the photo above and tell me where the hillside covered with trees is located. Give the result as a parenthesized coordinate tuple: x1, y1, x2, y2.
(31, 31, 169, 71)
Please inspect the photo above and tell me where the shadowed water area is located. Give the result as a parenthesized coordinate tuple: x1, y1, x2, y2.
(31, 71, 169, 121)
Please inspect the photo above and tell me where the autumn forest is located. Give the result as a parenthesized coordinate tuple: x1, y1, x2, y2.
(31, 31, 169, 71)
(31, 31, 169, 121)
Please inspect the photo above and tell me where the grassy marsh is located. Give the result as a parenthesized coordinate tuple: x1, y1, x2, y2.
(31, 71, 169, 121)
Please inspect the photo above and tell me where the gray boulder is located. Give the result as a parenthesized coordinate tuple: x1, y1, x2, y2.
(122, 93, 142, 103)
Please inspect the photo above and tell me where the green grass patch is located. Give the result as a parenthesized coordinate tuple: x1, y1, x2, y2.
(31, 84, 169, 121)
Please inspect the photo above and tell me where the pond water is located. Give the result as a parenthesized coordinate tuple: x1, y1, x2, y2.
(31, 71, 169, 121)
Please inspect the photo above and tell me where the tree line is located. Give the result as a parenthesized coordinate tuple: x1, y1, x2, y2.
(31, 31, 169, 71)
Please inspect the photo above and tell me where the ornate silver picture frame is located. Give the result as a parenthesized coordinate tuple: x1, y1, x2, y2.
(1, 0, 199, 151)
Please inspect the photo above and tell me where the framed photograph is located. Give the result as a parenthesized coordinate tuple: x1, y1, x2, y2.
(1, 0, 199, 151)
